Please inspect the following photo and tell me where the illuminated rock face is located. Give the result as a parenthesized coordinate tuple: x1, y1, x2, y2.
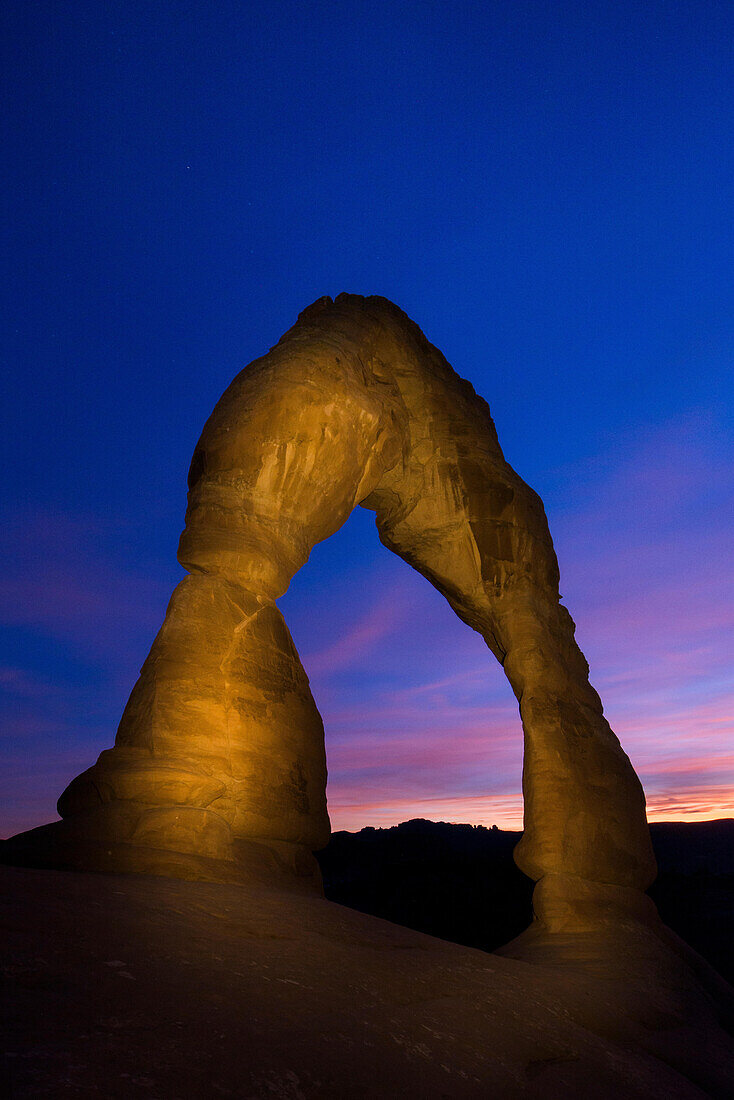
(10, 294, 657, 909)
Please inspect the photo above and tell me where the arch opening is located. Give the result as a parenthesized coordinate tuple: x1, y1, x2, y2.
(279, 506, 523, 836)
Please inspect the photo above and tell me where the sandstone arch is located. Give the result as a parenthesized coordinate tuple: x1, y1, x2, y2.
(6, 294, 656, 921)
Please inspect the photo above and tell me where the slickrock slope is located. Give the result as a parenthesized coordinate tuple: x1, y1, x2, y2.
(2, 866, 732, 1099)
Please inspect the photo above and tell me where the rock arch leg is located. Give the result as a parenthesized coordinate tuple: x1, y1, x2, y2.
(372, 475, 655, 889)
(354, 298, 656, 919)
(28, 323, 406, 887)
(370, 460, 656, 924)
(57, 573, 331, 887)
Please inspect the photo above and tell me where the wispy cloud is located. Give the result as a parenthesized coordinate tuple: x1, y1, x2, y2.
(300, 580, 412, 676)
(645, 786, 734, 821)
(0, 508, 177, 835)
(0, 508, 173, 666)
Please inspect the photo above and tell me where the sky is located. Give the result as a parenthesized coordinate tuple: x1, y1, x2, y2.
(1, 0, 732, 837)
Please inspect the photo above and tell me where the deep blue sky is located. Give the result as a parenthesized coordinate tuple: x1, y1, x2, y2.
(2, 1, 733, 834)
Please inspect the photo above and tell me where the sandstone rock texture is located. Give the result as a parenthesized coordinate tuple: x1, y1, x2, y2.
(3, 293, 656, 921)
(3, 867, 732, 1099)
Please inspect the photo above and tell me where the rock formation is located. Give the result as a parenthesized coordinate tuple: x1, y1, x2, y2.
(3, 294, 657, 925)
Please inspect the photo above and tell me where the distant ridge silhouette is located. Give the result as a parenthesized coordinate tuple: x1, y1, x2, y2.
(317, 818, 734, 982)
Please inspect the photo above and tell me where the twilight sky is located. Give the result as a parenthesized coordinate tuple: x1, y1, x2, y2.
(2, 1, 733, 837)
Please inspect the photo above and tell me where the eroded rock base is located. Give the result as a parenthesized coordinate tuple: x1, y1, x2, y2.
(0, 820, 322, 895)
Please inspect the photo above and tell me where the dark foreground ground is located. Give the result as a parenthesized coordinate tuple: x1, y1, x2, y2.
(2, 863, 734, 1099)
(317, 818, 734, 983)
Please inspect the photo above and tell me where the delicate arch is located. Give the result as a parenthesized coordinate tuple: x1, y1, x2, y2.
(5, 294, 656, 915)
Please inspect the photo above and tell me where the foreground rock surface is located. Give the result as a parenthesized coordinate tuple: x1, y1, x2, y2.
(2, 867, 732, 1098)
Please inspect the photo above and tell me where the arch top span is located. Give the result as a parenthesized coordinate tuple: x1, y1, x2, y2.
(4, 294, 656, 920)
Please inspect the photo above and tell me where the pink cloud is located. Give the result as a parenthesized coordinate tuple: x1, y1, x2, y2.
(0, 666, 61, 699)
(0, 527, 170, 665)
(328, 792, 526, 832)
(645, 784, 734, 822)
(327, 721, 520, 776)
(301, 581, 412, 676)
